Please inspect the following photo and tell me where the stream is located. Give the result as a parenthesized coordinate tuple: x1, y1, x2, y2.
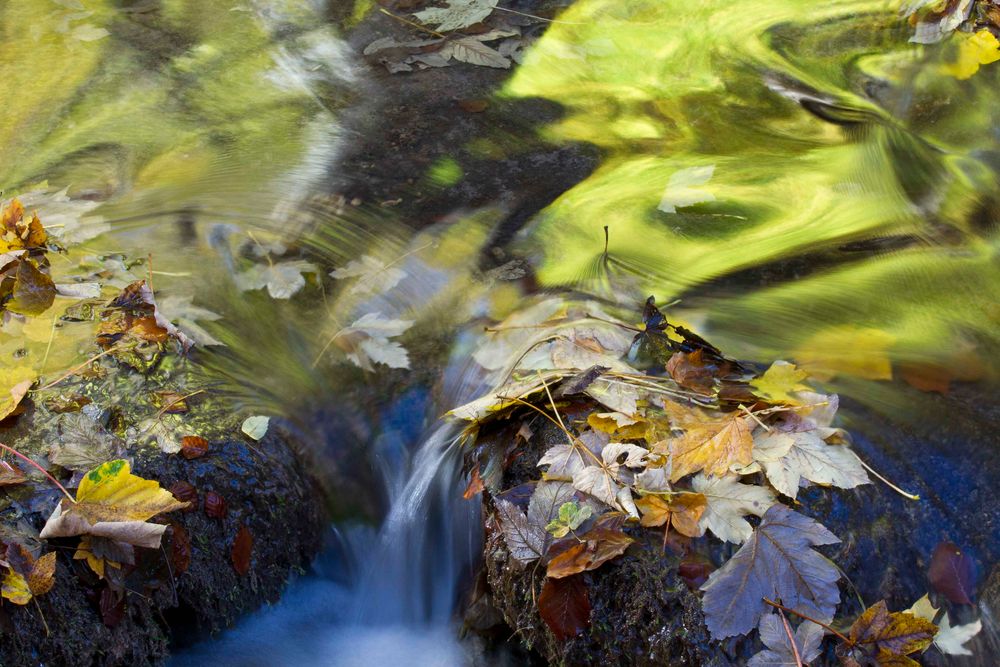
(3, 0, 1000, 665)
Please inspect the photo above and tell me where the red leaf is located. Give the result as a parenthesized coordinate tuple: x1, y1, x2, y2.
(678, 554, 714, 590)
(100, 587, 126, 628)
(538, 575, 591, 642)
(462, 465, 484, 500)
(231, 526, 253, 576)
(170, 523, 191, 575)
(204, 491, 227, 519)
(168, 481, 198, 512)
(180, 436, 209, 460)
(928, 541, 975, 605)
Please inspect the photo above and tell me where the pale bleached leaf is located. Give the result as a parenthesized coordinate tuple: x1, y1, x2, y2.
(538, 429, 607, 481)
(935, 614, 981, 656)
(51, 414, 125, 472)
(241, 416, 270, 441)
(494, 498, 546, 565)
(55, 282, 102, 299)
(330, 255, 406, 296)
(336, 313, 414, 371)
(753, 430, 869, 499)
(692, 473, 776, 544)
(584, 378, 638, 415)
(448, 37, 511, 68)
(413, 0, 498, 32)
(236, 260, 318, 299)
(748, 615, 824, 666)
(701, 504, 841, 639)
(658, 165, 716, 213)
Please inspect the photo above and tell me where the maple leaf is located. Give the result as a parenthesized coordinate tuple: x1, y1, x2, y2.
(527, 481, 578, 551)
(692, 473, 776, 544)
(333, 312, 414, 371)
(0, 199, 47, 253)
(750, 361, 811, 405)
(546, 528, 633, 579)
(700, 504, 841, 639)
(413, 0, 498, 32)
(658, 165, 716, 213)
(1, 545, 56, 606)
(664, 414, 754, 481)
(635, 492, 706, 538)
(50, 413, 126, 472)
(748, 615, 824, 667)
(538, 428, 607, 480)
(751, 429, 869, 499)
(236, 260, 318, 299)
(572, 442, 649, 517)
(942, 29, 1000, 79)
(330, 255, 405, 296)
(934, 614, 981, 656)
(0, 365, 35, 421)
(545, 501, 593, 538)
(40, 459, 189, 548)
(843, 600, 937, 666)
(494, 498, 547, 565)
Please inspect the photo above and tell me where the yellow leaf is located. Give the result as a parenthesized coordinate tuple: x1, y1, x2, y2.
(750, 360, 810, 405)
(635, 492, 706, 537)
(27, 552, 56, 597)
(664, 415, 754, 481)
(794, 326, 894, 381)
(1, 550, 57, 604)
(941, 30, 1000, 80)
(0, 365, 35, 421)
(1, 569, 31, 605)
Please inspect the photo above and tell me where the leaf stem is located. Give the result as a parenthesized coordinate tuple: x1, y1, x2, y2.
(36, 347, 116, 391)
(776, 606, 804, 667)
(763, 598, 850, 644)
(856, 456, 920, 501)
(0, 442, 75, 504)
(378, 7, 446, 39)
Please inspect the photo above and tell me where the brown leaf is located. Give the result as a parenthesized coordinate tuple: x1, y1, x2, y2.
(546, 528, 633, 579)
(457, 99, 488, 113)
(0, 461, 27, 486)
(538, 575, 591, 642)
(665, 414, 754, 481)
(204, 491, 227, 519)
(231, 525, 253, 576)
(180, 436, 209, 460)
(846, 600, 937, 664)
(153, 391, 189, 414)
(170, 523, 191, 575)
(100, 586, 126, 628)
(7, 259, 56, 316)
(169, 481, 198, 512)
(463, 465, 485, 499)
(635, 492, 706, 538)
(928, 541, 975, 605)
(678, 554, 714, 590)
(666, 349, 716, 394)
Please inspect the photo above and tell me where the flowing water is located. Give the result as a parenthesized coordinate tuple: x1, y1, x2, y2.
(3, 0, 1000, 664)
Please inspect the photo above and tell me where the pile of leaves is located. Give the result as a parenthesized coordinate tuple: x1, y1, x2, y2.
(906, 0, 1000, 79)
(452, 296, 983, 664)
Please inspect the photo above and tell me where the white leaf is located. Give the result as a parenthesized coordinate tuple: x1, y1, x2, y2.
(693, 473, 776, 544)
(494, 498, 546, 565)
(934, 614, 981, 656)
(584, 378, 638, 415)
(753, 430, 869, 499)
(241, 416, 270, 441)
(413, 0, 498, 32)
(236, 260, 318, 299)
(338, 313, 414, 371)
(538, 429, 607, 480)
(448, 37, 511, 69)
(55, 282, 102, 299)
(658, 165, 716, 213)
(330, 255, 406, 296)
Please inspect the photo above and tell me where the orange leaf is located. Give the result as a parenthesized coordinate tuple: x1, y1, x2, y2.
(546, 528, 633, 579)
(231, 525, 253, 576)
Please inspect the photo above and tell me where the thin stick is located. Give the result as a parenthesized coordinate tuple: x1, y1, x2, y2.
(0, 442, 75, 503)
(857, 457, 920, 501)
(537, 372, 567, 432)
(776, 606, 804, 667)
(153, 389, 205, 421)
(37, 347, 116, 391)
(40, 316, 57, 374)
(492, 5, 588, 24)
(582, 312, 642, 333)
(33, 598, 50, 637)
(378, 7, 446, 38)
(739, 404, 770, 431)
(763, 598, 850, 644)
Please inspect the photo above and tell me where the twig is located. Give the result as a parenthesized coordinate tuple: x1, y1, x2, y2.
(36, 347, 116, 391)
(492, 5, 588, 24)
(739, 404, 770, 431)
(33, 598, 50, 637)
(378, 7, 446, 38)
(763, 598, 850, 644)
(0, 442, 75, 504)
(776, 606, 804, 667)
(153, 389, 205, 421)
(856, 456, 920, 501)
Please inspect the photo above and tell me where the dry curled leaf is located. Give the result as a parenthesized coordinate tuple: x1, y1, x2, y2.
(635, 492, 706, 538)
(546, 528, 633, 579)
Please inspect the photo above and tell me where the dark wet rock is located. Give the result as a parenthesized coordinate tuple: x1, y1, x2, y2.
(0, 356, 323, 666)
(474, 384, 1000, 665)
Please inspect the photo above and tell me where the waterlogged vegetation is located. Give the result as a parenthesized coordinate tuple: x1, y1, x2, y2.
(1, 0, 999, 664)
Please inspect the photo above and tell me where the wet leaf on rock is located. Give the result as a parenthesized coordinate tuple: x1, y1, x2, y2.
(204, 491, 227, 520)
(494, 498, 546, 565)
(843, 600, 936, 666)
(180, 435, 209, 460)
(241, 415, 270, 441)
(168, 481, 198, 511)
(750, 429, 869, 500)
(664, 413, 754, 481)
(50, 413, 125, 472)
(750, 361, 811, 405)
(545, 501, 592, 539)
(748, 614, 824, 667)
(700, 504, 840, 639)
(538, 575, 591, 642)
(546, 528, 633, 579)
(1, 546, 56, 605)
(635, 492, 706, 538)
(928, 541, 975, 605)
(0, 366, 34, 422)
(934, 613, 981, 656)
(170, 522, 191, 575)
(231, 525, 253, 576)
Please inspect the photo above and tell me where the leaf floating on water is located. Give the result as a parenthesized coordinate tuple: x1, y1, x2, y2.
(241, 415, 270, 441)
(0, 366, 34, 422)
(692, 473, 776, 544)
(700, 504, 840, 639)
(236, 260, 318, 299)
(750, 361, 811, 405)
(941, 29, 1000, 79)
(842, 600, 937, 666)
(332, 312, 414, 371)
(934, 613, 981, 656)
(7, 259, 56, 316)
(40, 459, 188, 548)
(330, 255, 405, 296)
(928, 541, 975, 605)
(413, 0, 498, 32)
(657, 165, 716, 214)
(748, 614, 824, 667)
(538, 575, 591, 642)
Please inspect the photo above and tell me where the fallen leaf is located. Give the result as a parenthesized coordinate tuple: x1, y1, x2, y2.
(538, 429, 607, 481)
(236, 260, 318, 299)
(665, 349, 716, 394)
(928, 541, 975, 605)
(73, 535, 134, 578)
(231, 525, 253, 576)
(751, 429, 869, 499)
(204, 491, 227, 520)
(701, 504, 841, 639)
(750, 361, 811, 405)
(0, 199, 47, 253)
(527, 481, 578, 551)
(51, 413, 124, 473)
(572, 443, 648, 517)
(447, 36, 511, 68)
(692, 473, 776, 544)
(546, 528, 633, 578)
(330, 255, 405, 296)
(658, 165, 716, 213)
(6, 259, 56, 316)
(635, 492, 706, 538)
(463, 465, 485, 499)
(941, 29, 1000, 79)
(241, 415, 270, 441)
(538, 575, 591, 641)
(665, 414, 754, 481)
(39, 459, 188, 548)
(0, 461, 27, 486)
(413, 0, 498, 32)
(909, 0, 974, 44)
(584, 378, 639, 415)
(545, 501, 593, 538)
(494, 497, 546, 565)
(933, 613, 981, 656)
(333, 312, 414, 371)
(100, 587, 126, 628)
(180, 435, 209, 460)
(748, 614, 824, 667)
(168, 481, 198, 511)
(170, 522, 191, 575)
(1, 547, 56, 605)
(844, 600, 936, 665)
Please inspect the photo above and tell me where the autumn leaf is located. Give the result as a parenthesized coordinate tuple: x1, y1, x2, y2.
(330, 312, 413, 371)
(545, 501, 593, 539)
(494, 498, 547, 565)
(413, 0, 498, 32)
(635, 492, 706, 538)
(750, 361, 811, 405)
(236, 260, 318, 299)
(538, 428, 607, 481)
(748, 615, 824, 667)
(6, 259, 56, 316)
(180, 435, 209, 460)
(843, 600, 937, 666)
(933, 613, 981, 656)
(572, 442, 648, 517)
(1, 545, 56, 605)
(170, 522, 192, 575)
(546, 528, 633, 578)
(928, 541, 975, 605)
(692, 473, 776, 544)
(701, 504, 840, 639)
(0, 365, 35, 422)
(40, 459, 189, 548)
(538, 575, 591, 641)
(665, 349, 716, 394)
(0, 461, 27, 486)
(330, 255, 405, 297)
(664, 414, 754, 481)
(231, 526, 253, 576)
(751, 429, 869, 499)
(941, 29, 1000, 79)
(73, 535, 134, 579)
(241, 415, 270, 441)
(0, 199, 47, 253)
